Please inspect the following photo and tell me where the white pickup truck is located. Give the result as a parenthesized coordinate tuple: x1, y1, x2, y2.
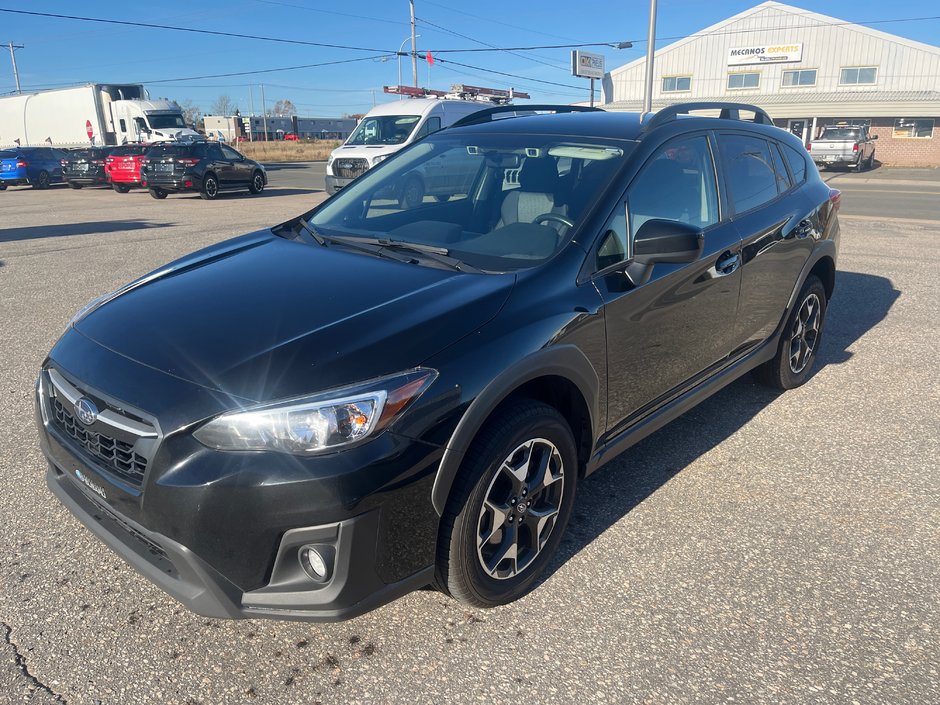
(808, 124, 878, 171)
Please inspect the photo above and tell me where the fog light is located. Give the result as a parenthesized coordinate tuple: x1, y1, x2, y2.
(299, 545, 334, 583)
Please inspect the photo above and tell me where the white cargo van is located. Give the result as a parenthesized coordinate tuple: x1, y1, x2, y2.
(325, 99, 489, 198)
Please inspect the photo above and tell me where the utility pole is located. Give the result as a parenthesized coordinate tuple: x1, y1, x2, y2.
(8, 41, 24, 94)
(248, 86, 254, 142)
(409, 0, 418, 88)
(642, 0, 657, 115)
(260, 83, 268, 141)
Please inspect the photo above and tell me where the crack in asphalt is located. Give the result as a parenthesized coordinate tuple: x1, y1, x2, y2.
(2, 621, 68, 704)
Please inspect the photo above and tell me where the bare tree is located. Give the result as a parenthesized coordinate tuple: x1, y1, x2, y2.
(178, 99, 202, 128)
(210, 95, 239, 116)
(270, 99, 297, 116)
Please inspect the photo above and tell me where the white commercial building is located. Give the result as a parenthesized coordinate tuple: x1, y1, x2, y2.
(602, 1, 940, 166)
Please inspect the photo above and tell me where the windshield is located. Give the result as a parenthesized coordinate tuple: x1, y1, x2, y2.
(346, 115, 421, 146)
(820, 128, 861, 140)
(148, 114, 187, 130)
(308, 132, 632, 271)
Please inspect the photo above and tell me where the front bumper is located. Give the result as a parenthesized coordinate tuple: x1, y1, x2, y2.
(47, 464, 433, 621)
(325, 174, 354, 195)
(36, 358, 444, 621)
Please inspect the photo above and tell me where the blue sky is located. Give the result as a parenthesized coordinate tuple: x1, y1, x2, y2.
(2, 0, 938, 117)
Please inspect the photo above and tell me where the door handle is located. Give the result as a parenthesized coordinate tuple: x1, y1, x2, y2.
(715, 251, 741, 276)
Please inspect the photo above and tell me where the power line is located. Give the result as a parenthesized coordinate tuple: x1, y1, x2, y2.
(421, 0, 584, 42)
(246, 0, 405, 26)
(143, 56, 390, 84)
(0, 8, 391, 53)
(432, 56, 584, 90)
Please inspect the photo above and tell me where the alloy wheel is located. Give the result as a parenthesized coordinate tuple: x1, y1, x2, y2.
(477, 438, 565, 580)
(789, 293, 821, 374)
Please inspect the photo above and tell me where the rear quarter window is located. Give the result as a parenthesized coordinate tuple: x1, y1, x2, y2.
(781, 143, 808, 183)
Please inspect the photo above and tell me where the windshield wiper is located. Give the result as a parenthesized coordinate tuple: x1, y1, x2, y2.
(376, 239, 481, 273)
(295, 217, 326, 246)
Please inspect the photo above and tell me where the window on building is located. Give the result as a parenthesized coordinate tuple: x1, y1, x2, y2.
(718, 134, 779, 214)
(839, 67, 878, 85)
(781, 69, 817, 87)
(893, 118, 934, 138)
(727, 72, 760, 89)
(662, 76, 692, 92)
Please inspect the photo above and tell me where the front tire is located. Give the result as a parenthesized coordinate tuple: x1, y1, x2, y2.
(754, 275, 827, 390)
(436, 399, 578, 608)
(200, 173, 219, 200)
(248, 170, 265, 195)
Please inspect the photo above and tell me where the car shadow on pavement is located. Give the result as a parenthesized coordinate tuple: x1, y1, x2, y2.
(542, 270, 900, 581)
(0, 220, 174, 243)
(170, 188, 321, 200)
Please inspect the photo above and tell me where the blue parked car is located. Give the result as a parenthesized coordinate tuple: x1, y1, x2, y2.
(0, 147, 69, 189)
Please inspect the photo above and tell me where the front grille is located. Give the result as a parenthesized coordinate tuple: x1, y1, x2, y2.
(332, 157, 368, 179)
(52, 398, 148, 487)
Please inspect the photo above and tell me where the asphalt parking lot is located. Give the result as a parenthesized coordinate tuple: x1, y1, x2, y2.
(1, 167, 938, 705)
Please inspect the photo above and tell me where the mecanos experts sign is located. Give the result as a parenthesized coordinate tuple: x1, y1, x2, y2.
(728, 44, 803, 66)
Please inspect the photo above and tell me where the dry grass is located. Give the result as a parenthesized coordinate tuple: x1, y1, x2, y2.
(238, 140, 341, 163)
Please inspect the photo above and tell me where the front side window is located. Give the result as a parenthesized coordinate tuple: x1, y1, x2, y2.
(893, 118, 934, 138)
(727, 72, 760, 89)
(662, 76, 692, 92)
(346, 115, 420, 146)
(840, 67, 877, 85)
(221, 145, 242, 160)
(718, 134, 779, 214)
(782, 69, 817, 87)
(627, 135, 719, 237)
(309, 133, 632, 271)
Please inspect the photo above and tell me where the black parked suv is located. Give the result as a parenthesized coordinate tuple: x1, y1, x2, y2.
(140, 140, 266, 200)
(37, 103, 840, 621)
(61, 147, 115, 188)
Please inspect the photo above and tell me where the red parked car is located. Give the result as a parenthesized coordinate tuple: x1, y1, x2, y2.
(104, 144, 149, 192)
(283, 133, 299, 141)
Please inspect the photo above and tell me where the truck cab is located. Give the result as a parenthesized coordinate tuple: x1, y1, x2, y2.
(110, 99, 199, 144)
(325, 99, 489, 196)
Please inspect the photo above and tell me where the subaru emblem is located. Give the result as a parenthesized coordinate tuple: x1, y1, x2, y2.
(75, 397, 99, 426)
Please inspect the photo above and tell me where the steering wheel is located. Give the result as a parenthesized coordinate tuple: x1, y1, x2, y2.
(533, 212, 575, 235)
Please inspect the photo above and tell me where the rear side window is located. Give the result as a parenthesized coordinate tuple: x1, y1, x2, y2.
(781, 143, 807, 183)
(718, 134, 779, 214)
(769, 142, 792, 192)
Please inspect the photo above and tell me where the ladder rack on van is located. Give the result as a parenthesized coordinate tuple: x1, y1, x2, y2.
(382, 84, 532, 104)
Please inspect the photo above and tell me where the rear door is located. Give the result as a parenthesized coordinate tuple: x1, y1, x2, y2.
(717, 132, 817, 352)
(595, 132, 743, 434)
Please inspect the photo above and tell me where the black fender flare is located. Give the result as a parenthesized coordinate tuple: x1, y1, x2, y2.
(430, 344, 601, 515)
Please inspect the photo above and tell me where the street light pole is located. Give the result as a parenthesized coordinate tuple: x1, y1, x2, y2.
(410, 0, 418, 88)
(8, 41, 24, 94)
(397, 35, 420, 97)
(642, 0, 658, 116)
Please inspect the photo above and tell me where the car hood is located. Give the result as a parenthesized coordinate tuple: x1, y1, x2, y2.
(73, 231, 514, 402)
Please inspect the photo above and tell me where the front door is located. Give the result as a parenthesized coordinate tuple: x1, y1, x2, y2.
(594, 132, 743, 439)
(787, 120, 807, 145)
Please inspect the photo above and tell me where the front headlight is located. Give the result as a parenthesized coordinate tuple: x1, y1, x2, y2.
(193, 368, 437, 455)
(371, 154, 390, 166)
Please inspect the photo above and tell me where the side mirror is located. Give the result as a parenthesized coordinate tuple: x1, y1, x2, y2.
(871, 134, 878, 140)
(633, 219, 704, 265)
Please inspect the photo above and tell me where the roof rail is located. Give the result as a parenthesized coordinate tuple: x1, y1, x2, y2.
(642, 102, 774, 132)
(450, 104, 601, 129)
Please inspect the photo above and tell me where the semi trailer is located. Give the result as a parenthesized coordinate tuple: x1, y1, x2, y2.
(0, 83, 198, 148)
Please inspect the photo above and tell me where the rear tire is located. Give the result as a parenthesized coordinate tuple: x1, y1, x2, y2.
(436, 399, 578, 608)
(0, 182, 6, 190)
(69, 182, 82, 189)
(248, 170, 265, 195)
(867, 151, 875, 169)
(753, 275, 827, 390)
(200, 173, 219, 200)
(149, 187, 167, 200)
(113, 183, 130, 194)
(34, 171, 51, 189)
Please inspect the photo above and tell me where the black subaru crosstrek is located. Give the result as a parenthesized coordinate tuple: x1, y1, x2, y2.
(140, 140, 267, 200)
(36, 103, 840, 621)
(61, 147, 115, 188)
